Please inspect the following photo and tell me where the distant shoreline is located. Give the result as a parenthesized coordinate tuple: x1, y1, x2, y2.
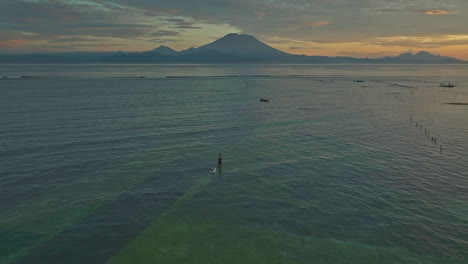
(1, 62, 467, 65)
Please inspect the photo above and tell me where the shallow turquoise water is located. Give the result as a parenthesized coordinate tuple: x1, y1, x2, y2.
(0, 64, 467, 263)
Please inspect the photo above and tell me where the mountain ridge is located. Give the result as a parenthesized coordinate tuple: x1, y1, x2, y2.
(0, 33, 465, 63)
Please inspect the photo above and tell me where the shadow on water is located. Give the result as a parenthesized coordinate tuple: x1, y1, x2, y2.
(15, 157, 209, 264)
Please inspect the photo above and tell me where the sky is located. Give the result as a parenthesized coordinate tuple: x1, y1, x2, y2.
(1, 0, 468, 59)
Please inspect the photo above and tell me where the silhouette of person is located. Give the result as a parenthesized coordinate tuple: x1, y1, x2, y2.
(218, 153, 223, 167)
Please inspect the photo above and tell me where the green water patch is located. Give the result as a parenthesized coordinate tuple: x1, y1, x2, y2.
(0, 193, 102, 234)
(0, 199, 102, 264)
(108, 216, 456, 264)
(6, 167, 209, 264)
(5, 137, 224, 264)
(0, 228, 40, 264)
(0, 149, 195, 263)
(172, 156, 468, 261)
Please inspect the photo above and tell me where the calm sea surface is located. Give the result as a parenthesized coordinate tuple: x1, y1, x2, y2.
(0, 64, 467, 263)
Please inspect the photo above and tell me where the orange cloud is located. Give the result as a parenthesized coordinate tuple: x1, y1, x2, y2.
(0, 39, 26, 48)
(423, 9, 453, 15)
(304, 21, 329, 27)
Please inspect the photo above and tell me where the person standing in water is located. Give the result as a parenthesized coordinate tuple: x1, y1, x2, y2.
(218, 153, 223, 167)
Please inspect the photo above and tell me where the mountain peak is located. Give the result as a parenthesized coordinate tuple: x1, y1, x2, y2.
(150, 45, 177, 55)
(416, 51, 431, 56)
(217, 33, 261, 44)
(222, 33, 255, 39)
(224, 33, 241, 37)
(189, 32, 287, 57)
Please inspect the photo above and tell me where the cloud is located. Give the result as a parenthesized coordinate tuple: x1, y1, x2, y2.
(338, 51, 401, 58)
(423, 9, 454, 15)
(51, 37, 106, 43)
(0, 39, 27, 48)
(160, 18, 201, 29)
(169, 22, 201, 29)
(19, 31, 39, 36)
(0, 1, 160, 39)
(64, 43, 128, 48)
(371, 35, 468, 48)
(255, 10, 272, 18)
(1, 0, 468, 56)
(288, 46, 304, 50)
(304, 21, 329, 27)
(265, 36, 328, 45)
(145, 38, 177, 43)
(149, 30, 179, 37)
(374, 8, 402, 13)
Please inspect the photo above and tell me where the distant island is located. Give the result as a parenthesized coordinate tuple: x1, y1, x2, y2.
(0, 33, 465, 64)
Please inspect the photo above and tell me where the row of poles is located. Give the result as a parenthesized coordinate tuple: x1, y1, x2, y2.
(410, 115, 443, 153)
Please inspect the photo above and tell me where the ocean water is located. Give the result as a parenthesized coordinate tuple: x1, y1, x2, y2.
(0, 64, 467, 264)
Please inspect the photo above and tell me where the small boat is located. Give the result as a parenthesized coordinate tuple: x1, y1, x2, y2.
(260, 98, 269, 102)
(440, 81, 456, 88)
(353, 80, 365, 83)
